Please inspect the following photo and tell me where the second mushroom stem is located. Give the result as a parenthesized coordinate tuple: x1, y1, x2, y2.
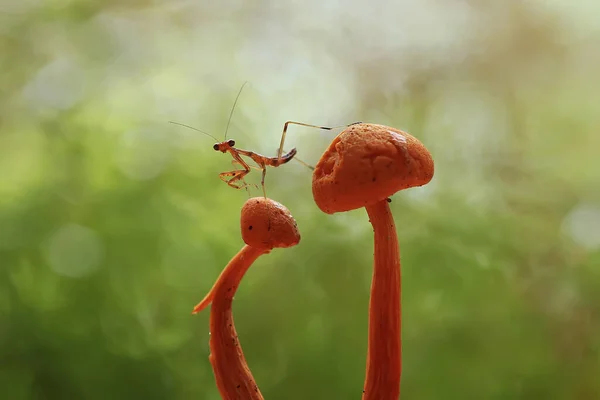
(363, 200, 402, 400)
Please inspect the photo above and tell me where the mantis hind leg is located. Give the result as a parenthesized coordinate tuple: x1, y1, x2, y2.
(277, 121, 362, 160)
(277, 148, 315, 171)
(260, 167, 267, 198)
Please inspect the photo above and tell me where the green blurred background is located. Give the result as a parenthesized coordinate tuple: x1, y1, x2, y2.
(1, 1, 600, 399)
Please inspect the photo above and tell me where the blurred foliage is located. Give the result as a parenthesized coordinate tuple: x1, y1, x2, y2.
(1, 0, 600, 399)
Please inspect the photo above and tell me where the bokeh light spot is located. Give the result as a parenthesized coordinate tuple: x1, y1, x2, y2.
(562, 203, 600, 250)
(43, 224, 104, 278)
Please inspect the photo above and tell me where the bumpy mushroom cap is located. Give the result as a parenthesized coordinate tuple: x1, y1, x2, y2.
(240, 197, 301, 249)
(312, 123, 434, 214)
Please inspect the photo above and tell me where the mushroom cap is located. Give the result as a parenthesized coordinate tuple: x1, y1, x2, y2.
(240, 197, 301, 249)
(312, 123, 434, 214)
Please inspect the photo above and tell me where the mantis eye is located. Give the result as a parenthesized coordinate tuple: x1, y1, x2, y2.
(213, 144, 219, 151)
(228, 139, 235, 147)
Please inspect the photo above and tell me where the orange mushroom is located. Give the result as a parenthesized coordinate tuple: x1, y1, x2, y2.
(193, 197, 300, 400)
(312, 123, 434, 400)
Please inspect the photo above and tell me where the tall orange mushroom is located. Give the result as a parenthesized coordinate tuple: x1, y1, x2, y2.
(312, 123, 434, 400)
(193, 197, 300, 400)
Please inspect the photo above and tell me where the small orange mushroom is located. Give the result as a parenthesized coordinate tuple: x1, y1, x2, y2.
(193, 197, 300, 400)
(312, 123, 434, 400)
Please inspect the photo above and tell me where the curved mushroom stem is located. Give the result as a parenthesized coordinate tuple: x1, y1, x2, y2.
(206, 244, 270, 400)
(363, 200, 401, 400)
(194, 197, 300, 399)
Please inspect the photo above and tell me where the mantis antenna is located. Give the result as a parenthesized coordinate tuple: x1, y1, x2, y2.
(168, 121, 220, 142)
(169, 81, 249, 142)
(223, 81, 248, 141)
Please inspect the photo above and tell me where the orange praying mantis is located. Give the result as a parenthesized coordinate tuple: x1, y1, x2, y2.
(170, 82, 360, 197)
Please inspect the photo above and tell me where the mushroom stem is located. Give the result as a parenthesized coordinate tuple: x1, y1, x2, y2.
(363, 200, 401, 400)
(207, 244, 269, 400)
(194, 197, 300, 399)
